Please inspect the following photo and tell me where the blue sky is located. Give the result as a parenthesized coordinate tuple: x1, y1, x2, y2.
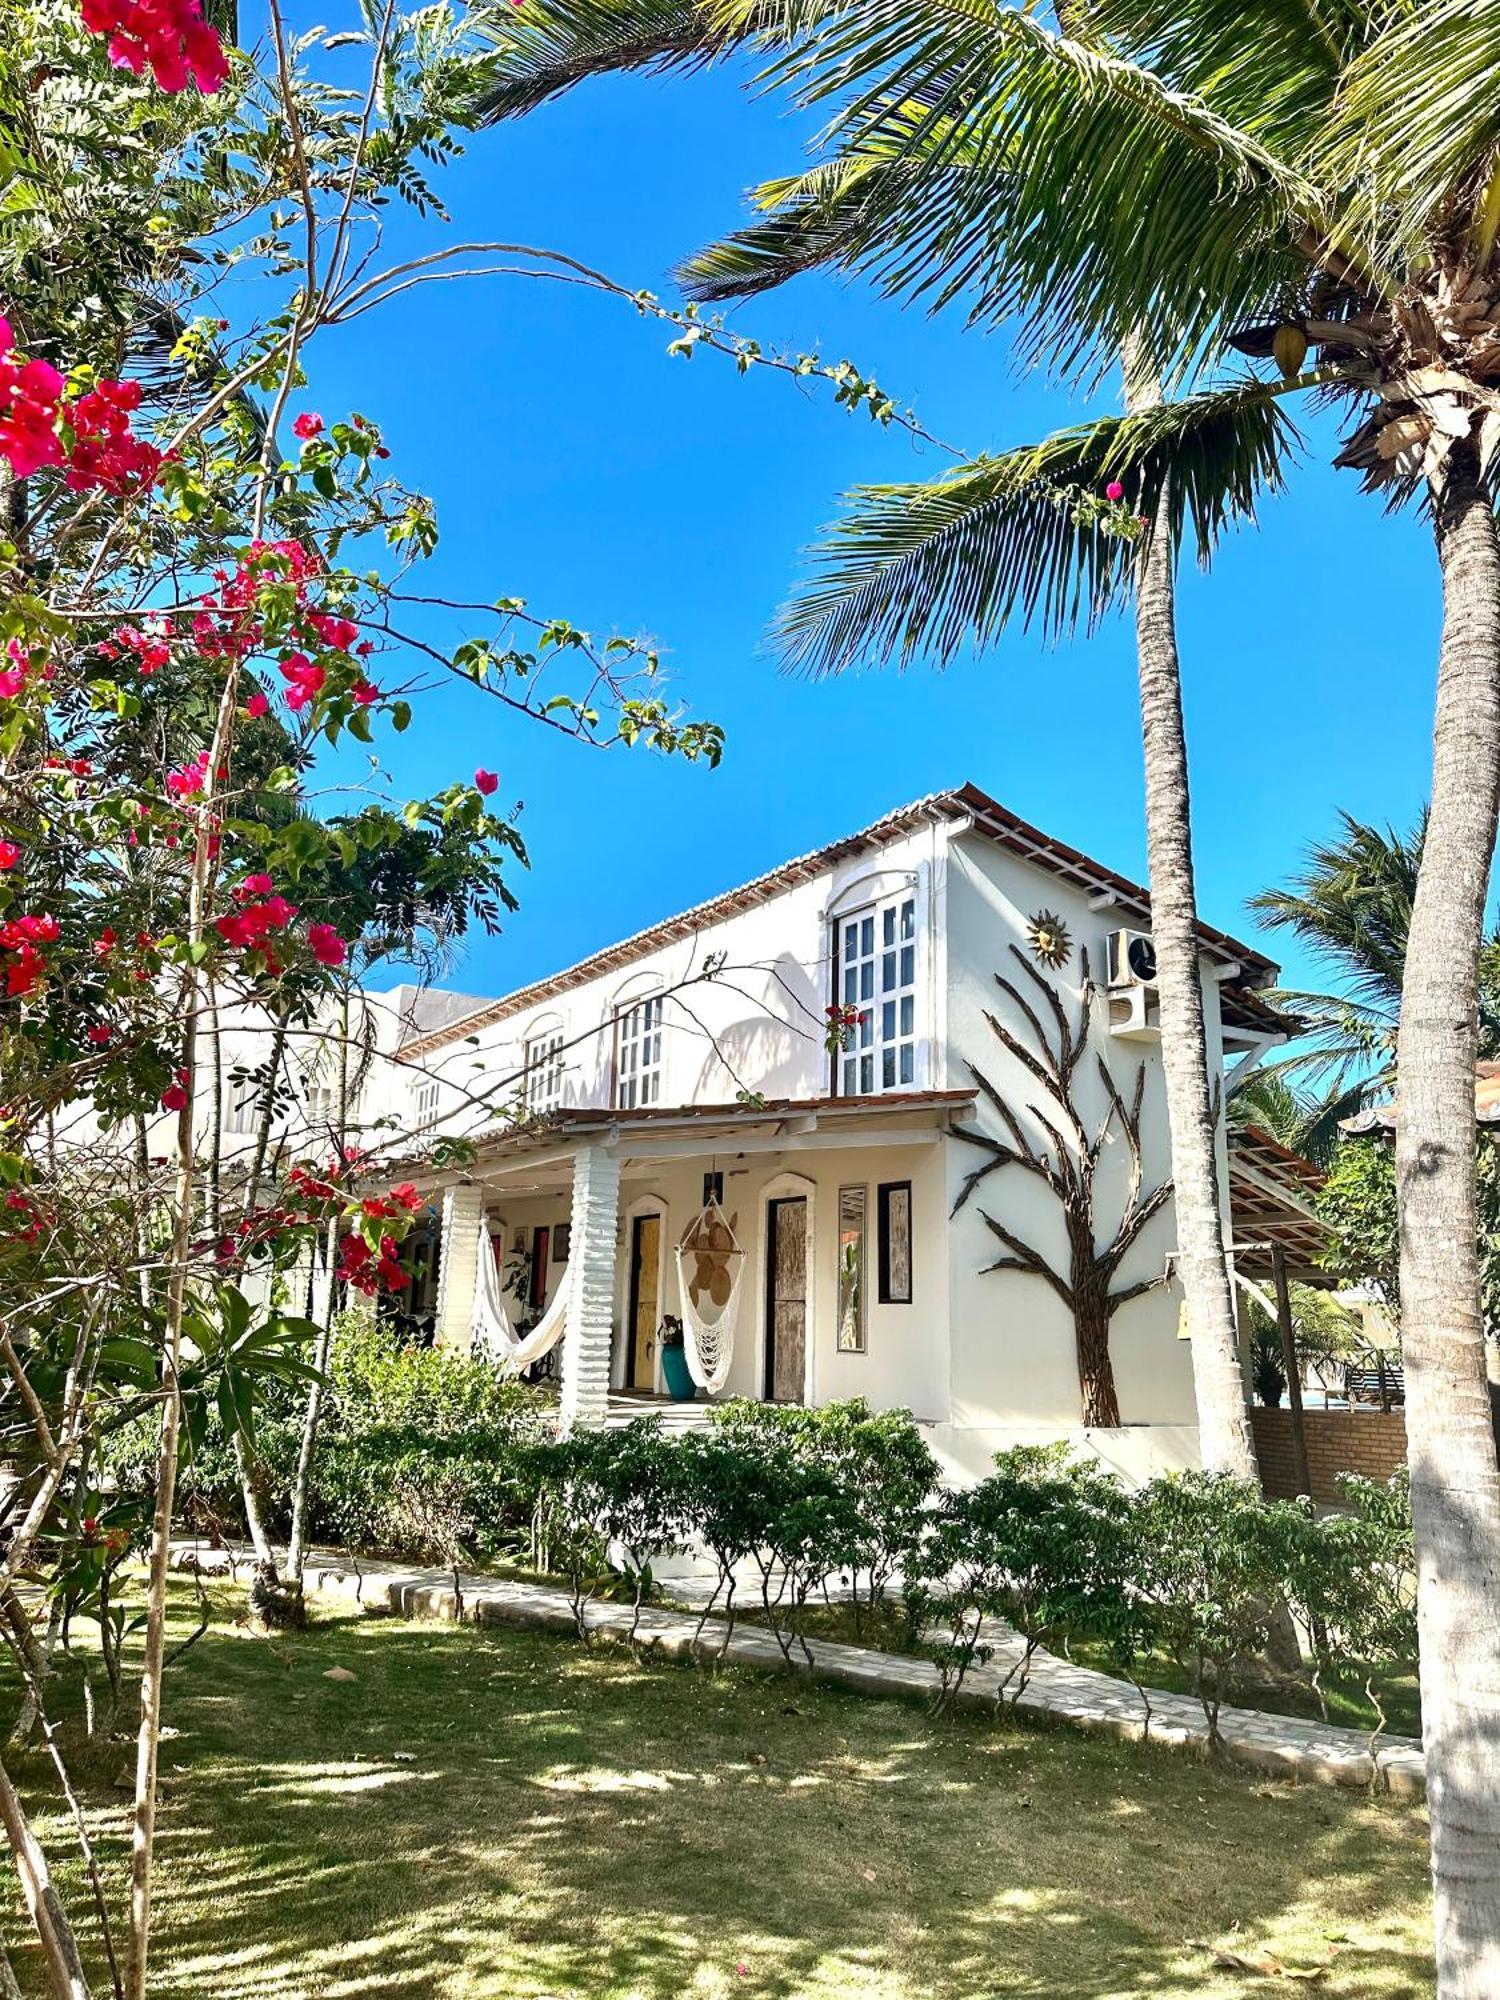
(300, 34, 1441, 1007)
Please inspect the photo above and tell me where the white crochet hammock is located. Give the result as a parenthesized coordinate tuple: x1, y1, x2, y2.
(472, 1225, 569, 1372)
(673, 1197, 746, 1395)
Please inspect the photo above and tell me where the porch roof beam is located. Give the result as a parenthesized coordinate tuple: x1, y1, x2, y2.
(611, 1119, 956, 1163)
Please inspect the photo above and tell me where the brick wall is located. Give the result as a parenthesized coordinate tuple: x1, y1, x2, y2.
(1252, 1406, 1408, 1503)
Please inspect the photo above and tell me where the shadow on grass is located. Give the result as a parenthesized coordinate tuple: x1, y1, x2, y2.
(5, 1596, 1436, 2000)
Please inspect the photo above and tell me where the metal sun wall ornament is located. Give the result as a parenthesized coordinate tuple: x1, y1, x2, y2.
(1026, 909, 1073, 969)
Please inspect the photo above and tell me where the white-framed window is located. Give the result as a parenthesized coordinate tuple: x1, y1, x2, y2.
(836, 894, 917, 1095)
(301, 1076, 336, 1130)
(410, 1074, 440, 1125)
(615, 994, 664, 1110)
(224, 1076, 259, 1136)
(523, 1027, 565, 1114)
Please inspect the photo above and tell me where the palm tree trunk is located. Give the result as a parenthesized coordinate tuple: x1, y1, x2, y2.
(1397, 433, 1500, 1999)
(1125, 354, 1257, 1479)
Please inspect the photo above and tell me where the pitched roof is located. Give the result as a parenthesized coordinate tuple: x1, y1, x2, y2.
(404, 781, 1280, 1058)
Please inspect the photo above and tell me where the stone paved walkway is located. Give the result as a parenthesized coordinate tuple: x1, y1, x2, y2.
(172, 1539, 1426, 1799)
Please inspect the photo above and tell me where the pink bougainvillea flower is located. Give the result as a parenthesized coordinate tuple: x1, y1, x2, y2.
(4, 945, 45, 998)
(235, 873, 275, 900)
(81, 0, 228, 95)
(86, 1023, 112, 1047)
(350, 678, 380, 707)
(160, 1082, 188, 1112)
(1104, 480, 1125, 502)
(292, 412, 323, 440)
(244, 689, 269, 719)
(474, 768, 499, 796)
(306, 610, 359, 654)
(307, 922, 348, 969)
(0, 843, 19, 871)
(278, 652, 326, 712)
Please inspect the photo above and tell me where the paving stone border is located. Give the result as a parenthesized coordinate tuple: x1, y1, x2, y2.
(171, 1540, 1426, 1799)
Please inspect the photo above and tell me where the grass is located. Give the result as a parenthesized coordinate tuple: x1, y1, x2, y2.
(3, 1582, 1435, 1999)
(719, 1598, 1423, 1744)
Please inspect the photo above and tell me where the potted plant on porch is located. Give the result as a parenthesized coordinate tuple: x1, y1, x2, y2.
(658, 1315, 696, 1402)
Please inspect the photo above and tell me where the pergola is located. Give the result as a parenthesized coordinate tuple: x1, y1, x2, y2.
(1227, 1125, 1331, 1287)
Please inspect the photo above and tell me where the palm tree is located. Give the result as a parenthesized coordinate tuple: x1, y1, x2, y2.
(474, 0, 1260, 1480)
(1249, 811, 1422, 1117)
(475, 3, 1500, 1982)
(1249, 810, 1500, 1154)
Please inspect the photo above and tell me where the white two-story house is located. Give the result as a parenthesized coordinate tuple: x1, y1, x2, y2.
(343, 782, 1318, 1483)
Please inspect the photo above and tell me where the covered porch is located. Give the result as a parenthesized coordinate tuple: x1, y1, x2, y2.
(418, 1091, 975, 1428)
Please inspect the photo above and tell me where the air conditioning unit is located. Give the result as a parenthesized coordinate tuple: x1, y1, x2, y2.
(1106, 928, 1158, 989)
(1105, 929, 1160, 1039)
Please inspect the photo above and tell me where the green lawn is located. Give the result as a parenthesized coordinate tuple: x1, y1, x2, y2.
(5, 1585, 1435, 1999)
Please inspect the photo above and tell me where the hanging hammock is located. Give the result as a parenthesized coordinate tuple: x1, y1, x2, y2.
(472, 1224, 569, 1372)
(674, 1197, 746, 1395)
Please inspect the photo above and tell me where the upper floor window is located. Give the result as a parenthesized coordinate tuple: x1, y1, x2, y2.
(410, 1074, 440, 1125)
(523, 1027, 565, 1114)
(224, 1076, 259, 1136)
(836, 895, 917, 1095)
(615, 994, 664, 1110)
(301, 1075, 336, 1131)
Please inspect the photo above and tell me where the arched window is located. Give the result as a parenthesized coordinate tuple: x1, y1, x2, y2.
(832, 892, 917, 1095)
(521, 1012, 565, 1114)
(612, 977, 665, 1111)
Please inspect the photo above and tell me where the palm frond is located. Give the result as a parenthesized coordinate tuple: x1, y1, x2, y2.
(1244, 1041, 1394, 1161)
(676, 113, 1011, 315)
(771, 377, 1298, 672)
(1081, 0, 1371, 157)
(710, 0, 1325, 378)
(468, 0, 752, 120)
(1320, 0, 1500, 263)
(1248, 808, 1425, 1015)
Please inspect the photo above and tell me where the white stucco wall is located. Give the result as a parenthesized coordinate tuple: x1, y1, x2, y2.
(936, 828, 1236, 1479)
(471, 1136, 952, 1421)
(376, 818, 949, 1146)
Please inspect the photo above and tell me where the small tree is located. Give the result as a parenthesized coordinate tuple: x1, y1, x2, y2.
(545, 1422, 690, 1642)
(675, 1430, 785, 1656)
(1131, 1473, 1298, 1750)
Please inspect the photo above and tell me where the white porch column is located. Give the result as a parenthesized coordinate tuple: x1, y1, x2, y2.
(559, 1142, 620, 1431)
(435, 1181, 485, 1353)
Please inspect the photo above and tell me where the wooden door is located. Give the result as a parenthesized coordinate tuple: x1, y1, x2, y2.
(529, 1226, 550, 1310)
(629, 1213, 661, 1389)
(765, 1198, 807, 1404)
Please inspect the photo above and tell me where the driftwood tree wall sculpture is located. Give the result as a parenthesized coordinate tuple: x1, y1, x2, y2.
(952, 946, 1172, 1426)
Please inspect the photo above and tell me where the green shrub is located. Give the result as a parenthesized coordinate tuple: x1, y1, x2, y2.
(907, 1446, 1141, 1712)
(104, 1315, 555, 1565)
(709, 1397, 938, 1639)
(545, 1420, 692, 1639)
(1129, 1472, 1308, 1745)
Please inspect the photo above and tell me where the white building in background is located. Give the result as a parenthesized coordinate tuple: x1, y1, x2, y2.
(238, 781, 1312, 1485)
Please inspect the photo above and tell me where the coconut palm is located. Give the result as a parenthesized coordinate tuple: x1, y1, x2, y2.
(1251, 812, 1424, 1112)
(1248, 810, 1500, 1153)
(475, 2, 1500, 1982)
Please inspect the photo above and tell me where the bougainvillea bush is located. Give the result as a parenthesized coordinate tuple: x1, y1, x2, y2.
(0, 3, 722, 1992)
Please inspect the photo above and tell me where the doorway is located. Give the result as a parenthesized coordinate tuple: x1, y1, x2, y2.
(627, 1211, 661, 1390)
(764, 1196, 808, 1403)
